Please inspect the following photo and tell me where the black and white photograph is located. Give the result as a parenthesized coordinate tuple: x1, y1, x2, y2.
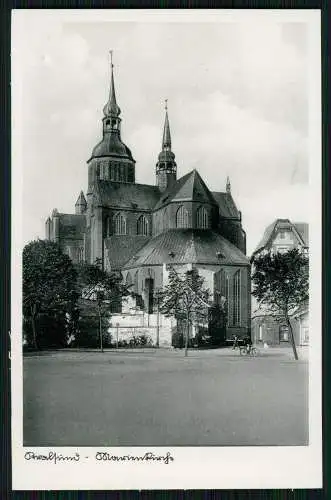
(11, 9, 322, 490)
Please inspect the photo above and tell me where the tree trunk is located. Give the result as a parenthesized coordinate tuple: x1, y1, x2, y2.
(285, 312, 298, 361)
(30, 304, 39, 350)
(185, 315, 189, 357)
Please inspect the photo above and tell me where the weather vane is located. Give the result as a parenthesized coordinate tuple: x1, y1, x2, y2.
(165, 98, 168, 111)
(110, 50, 113, 67)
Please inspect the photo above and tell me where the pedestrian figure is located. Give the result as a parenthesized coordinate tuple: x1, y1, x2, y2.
(232, 335, 239, 350)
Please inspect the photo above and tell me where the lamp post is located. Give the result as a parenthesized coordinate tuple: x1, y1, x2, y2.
(155, 289, 160, 348)
(96, 290, 105, 353)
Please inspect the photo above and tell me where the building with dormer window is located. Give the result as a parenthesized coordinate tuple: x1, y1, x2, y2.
(251, 219, 309, 346)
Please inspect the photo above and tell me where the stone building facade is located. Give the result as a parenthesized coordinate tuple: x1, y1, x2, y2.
(45, 59, 251, 342)
(251, 219, 309, 346)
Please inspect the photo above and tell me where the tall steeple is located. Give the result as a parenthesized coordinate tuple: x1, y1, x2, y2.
(88, 51, 135, 189)
(101, 50, 122, 138)
(103, 50, 121, 120)
(162, 100, 171, 150)
(156, 100, 177, 192)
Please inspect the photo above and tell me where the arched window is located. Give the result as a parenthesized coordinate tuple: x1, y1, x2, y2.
(137, 215, 148, 236)
(113, 213, 127, 235)
(196, 206, 208, 229)
(215, 269, 229, 319)
(176, 206, 189, 228)
(232, 270, 241, 325)
(134, 270, 139, 294)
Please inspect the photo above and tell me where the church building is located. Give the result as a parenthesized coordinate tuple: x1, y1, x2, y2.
(45, 58, 251, 340)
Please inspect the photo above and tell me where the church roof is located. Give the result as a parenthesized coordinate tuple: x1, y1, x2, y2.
(124, 229, 250, 269)
(93, 180, 160, 210)
(90, 134, 134, 161)
(253, 219, 309, 254)
(104, 236, 150, 270)
(154, 169, 217, 210)
(212, 191, 241, 219)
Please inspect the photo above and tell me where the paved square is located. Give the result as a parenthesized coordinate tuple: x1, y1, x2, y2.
(23, 348, 308, 446)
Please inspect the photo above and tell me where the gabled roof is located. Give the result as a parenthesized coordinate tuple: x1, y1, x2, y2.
(124, 229, 250, 269)
(253, 219, 309, 254)
(212, 191, 241, 219)
(154, 169, 217, 210)
(104, 236, 150, 270)
(93, 180, 160, 211)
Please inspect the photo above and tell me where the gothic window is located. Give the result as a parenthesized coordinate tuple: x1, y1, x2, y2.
(134, 270, 139, 294)
(77, 247, 84, 263)
(113, 213, 127, 235)
(196, 206, 208, 229)
(217, 269, 229, 319)
(232, 270, 241, 326)
(176, 205, 189, 228)
(137, 215, 148, 236)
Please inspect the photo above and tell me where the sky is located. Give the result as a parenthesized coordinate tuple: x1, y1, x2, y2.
(13, 10, 319, 255)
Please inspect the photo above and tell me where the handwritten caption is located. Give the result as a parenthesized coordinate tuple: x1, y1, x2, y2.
(24, 450, 174, 465)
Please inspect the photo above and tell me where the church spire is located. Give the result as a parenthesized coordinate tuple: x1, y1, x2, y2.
(156, 101, 177, 192)
(226, 176, 231, 193)
(162, 99, 171, 150)
(103, 50, 121, 118)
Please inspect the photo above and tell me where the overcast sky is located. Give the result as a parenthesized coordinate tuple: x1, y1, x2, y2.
(13, 10, 319, 255)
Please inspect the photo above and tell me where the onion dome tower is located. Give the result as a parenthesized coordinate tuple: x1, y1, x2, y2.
(87, 51, 135, 192)
(156, 100, 177, 192)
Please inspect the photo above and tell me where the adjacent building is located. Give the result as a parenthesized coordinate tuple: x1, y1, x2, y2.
(251, 219, 309, 346)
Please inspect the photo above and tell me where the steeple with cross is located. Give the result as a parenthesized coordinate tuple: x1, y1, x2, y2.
(102, 50, 122, 135)
(156, 100, 177, 192)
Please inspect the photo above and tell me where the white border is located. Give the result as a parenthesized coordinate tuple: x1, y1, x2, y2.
(11, 9, 322, 490)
